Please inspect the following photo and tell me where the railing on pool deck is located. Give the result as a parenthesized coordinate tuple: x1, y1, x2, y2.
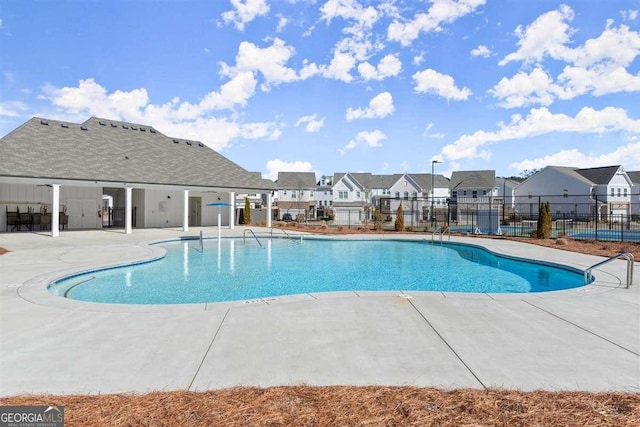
(584, 252, 634, 288)
(270, 227, 301, 242)
(243, 229, 263, 247)
(431, 226, 450, 243)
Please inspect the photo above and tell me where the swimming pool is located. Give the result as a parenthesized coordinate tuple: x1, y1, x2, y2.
(48, 238, 586, 304)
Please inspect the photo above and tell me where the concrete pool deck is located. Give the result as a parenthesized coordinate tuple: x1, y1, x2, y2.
(0, 227, 638, 396)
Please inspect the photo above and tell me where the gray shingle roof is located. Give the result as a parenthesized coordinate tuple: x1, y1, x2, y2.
(627, 171, 640, 184)
(408, 173, 450, 190)
(276, 172, 317, 189)
(575, 165, 621, 185)
(0, 117, 274, 191)
(449, 170, 495, 190)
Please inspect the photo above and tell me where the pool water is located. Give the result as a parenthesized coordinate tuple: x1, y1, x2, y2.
(49, 239, 586, 304)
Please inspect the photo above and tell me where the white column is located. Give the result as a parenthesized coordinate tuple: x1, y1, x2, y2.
(266, 193, 272, 228)
(229, 191, 235, 230)
(51, 184, 60, 237)
(125, 186, 132, 234)
(183, 189, 189, 232)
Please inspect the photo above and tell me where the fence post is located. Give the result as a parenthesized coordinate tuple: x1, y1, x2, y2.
(594, 195, 598, 241)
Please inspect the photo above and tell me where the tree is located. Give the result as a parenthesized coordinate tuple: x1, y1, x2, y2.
(536, 201, 551, 239)
(394, 204, 404, 231)
(244, 197, 251, 225)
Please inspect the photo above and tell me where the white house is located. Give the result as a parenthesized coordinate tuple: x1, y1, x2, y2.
(330, 173, 372, 226)
(514, 165, 634, 219)
(276, 171, 317, 221)
(627, 171, 640, 217)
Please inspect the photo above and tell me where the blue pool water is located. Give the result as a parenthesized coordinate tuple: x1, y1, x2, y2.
(49, 239, 586, 304)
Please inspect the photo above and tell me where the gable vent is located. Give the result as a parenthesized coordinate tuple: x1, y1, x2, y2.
(40, 120, 49, 125)
(111, 123, 117, 127)
(99, 121, 106, 126)
(61, 123, 69, 128)
(80, 126, 88, 131)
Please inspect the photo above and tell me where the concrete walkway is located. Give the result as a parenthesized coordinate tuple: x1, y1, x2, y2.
(0, 228, 638, 396)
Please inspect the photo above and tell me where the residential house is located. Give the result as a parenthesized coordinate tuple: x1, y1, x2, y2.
(495, 177, 521, 219)
(449, 170, 498, 231)
(514, 165, 634, 219)
(315, 175, 334, 219)
(627, 171, 640, 217)
(330, 172, 372, 225)
(276, 172, 317, 221)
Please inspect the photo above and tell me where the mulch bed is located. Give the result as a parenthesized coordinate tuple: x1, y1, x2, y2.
(2, 386, 639, 426)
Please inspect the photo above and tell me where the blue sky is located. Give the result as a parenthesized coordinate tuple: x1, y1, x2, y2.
(1, 0, 639, 180)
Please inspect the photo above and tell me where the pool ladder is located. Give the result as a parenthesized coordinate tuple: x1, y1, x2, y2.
(584, 252, 634, 288)
(431, 226, 450, 243)
(243, 229, 263, 247)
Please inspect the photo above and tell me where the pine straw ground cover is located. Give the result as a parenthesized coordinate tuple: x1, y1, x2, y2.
(2, 386, 640, 426)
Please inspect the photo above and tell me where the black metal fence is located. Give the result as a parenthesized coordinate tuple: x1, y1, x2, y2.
(321, 194, 640, 242)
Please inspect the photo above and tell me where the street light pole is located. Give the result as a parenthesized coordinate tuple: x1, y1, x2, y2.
(431, 160, 441, 227)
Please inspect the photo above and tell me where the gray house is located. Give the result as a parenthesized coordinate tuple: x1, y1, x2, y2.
(0, 116, 275, 236)
(275, 171, 317, 221)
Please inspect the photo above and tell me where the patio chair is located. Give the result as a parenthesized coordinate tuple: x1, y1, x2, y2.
(6, 208, 18, 232)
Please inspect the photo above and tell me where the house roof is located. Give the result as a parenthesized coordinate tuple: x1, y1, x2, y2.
(574, 165, 621, 185)
(0, 117, 275, 191)
(370, 174, 399, 189)
(409, 173, 450, 190)
(449, 170, 495, 190)
(276, 172, 317, 189)
(627, 171, 640, 184)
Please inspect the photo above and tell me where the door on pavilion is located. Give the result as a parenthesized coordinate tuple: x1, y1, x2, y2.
(189, 197, 202, 226)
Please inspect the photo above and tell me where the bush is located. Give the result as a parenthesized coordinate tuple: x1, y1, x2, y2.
(244, 197, 251, 225)
(536, 201, 552, 239)
(405, 226, 414, 232)
(373, 212, 384, 231)
(394, 205, 404, 231)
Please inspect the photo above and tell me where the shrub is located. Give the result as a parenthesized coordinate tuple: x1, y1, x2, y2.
(536, 201, 552, 239)
(244, 197, 251, 225)
(405, 226, 414, 232)
(394, 205, 404, 231)
(373, 212, 384, 231)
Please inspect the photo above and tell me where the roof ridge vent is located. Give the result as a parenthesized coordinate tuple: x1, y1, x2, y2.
(173, 139, 179, 144)
(40, 119, 49, 125)
(110, 123, 117, 127)
(61, 123, 69, 128)
(80, 126, 88, 131)
(99, 121, 106, 126)
(122, 125, 129, 129)
(198, 142, 204, 147)
(131, 126, 138, 130)
(149, 129, 156, 133)
(140, 127, 146, 132)
(186, 141, 192, 146)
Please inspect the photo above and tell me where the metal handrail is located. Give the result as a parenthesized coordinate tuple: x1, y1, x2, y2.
(431, 226, 450, 243)
(584, 252, 634, 288)
(271, 227, 295, 240)
(199, 230, 204, 253)
(243, 229, 263, 247)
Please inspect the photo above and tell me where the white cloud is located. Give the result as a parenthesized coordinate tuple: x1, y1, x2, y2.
(387, 0, 486, 46)
(276, 15, 289, 32)
(346, 92, 394, 121)
(265, 158, 314, 181)
(495, 7, 640, 106)
(470, 44, 491, 57)
(0, 18, 3, 29)
(221, 0, 270, 31)
(440, 106, 640, 161)
(621, 9, 638, 21)
(489, 68, 559, 108)
(413, 52, 425, 65)
(39, 78, 281, 151)
(423, 123, 445, 139)
(509, 141, 640, 172)
(338, 129, 386, 155)
(296, 114, 325, 132)
(320, 0, 380, 28)
(499, 4, 575, 66)
(412, 69, 471, 100)
(0, 101, 28, 117)
(222, 38, 319, 91)
(322, 51, 356, 82)
(357, 54, 402, 80)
